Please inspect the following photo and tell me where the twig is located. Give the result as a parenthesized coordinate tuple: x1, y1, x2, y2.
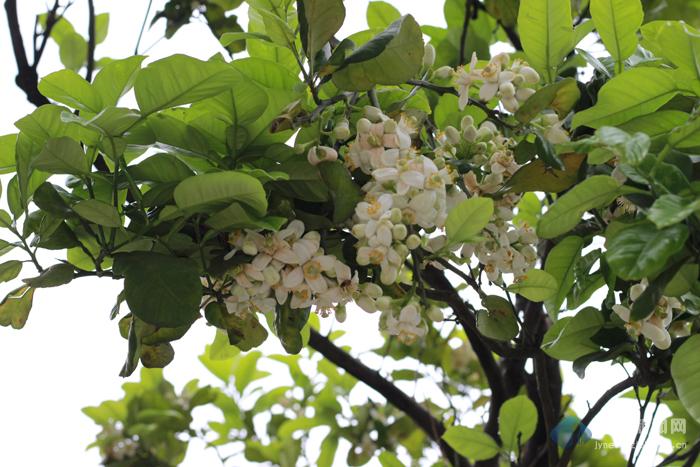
(134, 0, 152, 54)
(458, 0, 471, 65)
(534, 353, 559, 465)
(557, 377, 637, 467)
(85, 0, 95, 81)
(308, 329, 471, 467)
(628, 388, 653, 466)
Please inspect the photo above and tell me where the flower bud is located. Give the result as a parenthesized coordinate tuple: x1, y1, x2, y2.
(357, 117, 372, 133)
(475, 142, 488, 153)
(434, 156, 446, 169)
(364, 105, 384, 122)
(393, 243, 409, 259)
(333, 118, 351, 140)
(445, 126, 461, 145)
(516, 87, 536, 102)
(390, 208, 403, 224)
(520, 66, 540, 84)
(363, 283, 383, 298)
(460, 115, 474, 130)
(357, 295, 377, 313)
(502, 96, 519, 113)
(499, 81, 516, 98)
(352, 223, 367, 239)
(335, 304, 347, 322)
(433, 65, 454, 80)
(242, 239, 258, 256)
(376, 296, 392, 311)
(262, 266, 281, 286)
(392, 224, 408, 241)
(307, 145, 338, 165)
(423, 44, 436, 67)
(383, 118, 397, 134)
(427, 305, 443, 322)
(380, 266, 398, 285)
(406, 234, 421, 250)
(462, 125, 478, 142)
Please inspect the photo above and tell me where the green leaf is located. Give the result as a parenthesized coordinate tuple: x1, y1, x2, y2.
(671, 335, 700, 424)
(92, 56, 145, 107)
(0, 260, 22, 283)
(134, 54, 236, 114)
(542, 307, 604, 360)
(332, 15, 424, 91)
(367, 1, 401, 29)
(0, 286, 35, 329)
(668, 118, 700, 149)
(318, 160, 362, 223)
(442, 426, 500, 461)
(544, 236, 584, 316)
(23, 263, 74, 288)
(665, 264, 699, 297)
(128, 153, 194, 183)
(204, 302, 269, 351)
(58, 32, 87, 71)
(114, 252, 202, 328)
(518, 0, 573, 83)
(38, 70, 102, 113)
(140, 342, 175, 368)
(220, 31, 272, 46)
(378, 451, 403, 467)
(318, 436, 339, 467)
(503, 153, 585, 194)
(605, 222, 688, 281)
(507, 269, 558, 302)
(73, 199, 122, 228)
(476, 295, 519, 341)
(0, 133, 17, 174)
(32, 136, 90, 176)
(641, 21, 700, 82)
(206, 202, 286, 232)
(537, 175, 622, 238)
(445, 197, 494, 244)
(94, 13, 109, 44)
(514, 78, 580, 123)
(173, 171, 267, 215)
(275, 301, 310, 354)
(299, 0, 346, 58)
(572, 68, 678, 129)
(647, 194, 700, 229)
(499, 396, 538, 452)
(590, 0, 643, 74)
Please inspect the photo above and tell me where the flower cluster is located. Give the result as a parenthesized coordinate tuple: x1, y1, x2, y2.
(612, 280, 683, 350)
(221, 220, 367, 316)
(457, 119, 539, 282)
(346, 107, 455, 284)
(452, 53, 540, 112)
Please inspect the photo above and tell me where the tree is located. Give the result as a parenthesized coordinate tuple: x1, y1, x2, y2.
(2, 0, 700, 465)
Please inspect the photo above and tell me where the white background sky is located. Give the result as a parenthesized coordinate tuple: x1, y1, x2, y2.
(0, 1, 671, 466)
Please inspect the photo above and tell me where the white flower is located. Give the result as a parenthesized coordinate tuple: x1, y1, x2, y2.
(307, 145, 338, 165)
(386, 303, 426, 344)
(454, 53, 479, 110)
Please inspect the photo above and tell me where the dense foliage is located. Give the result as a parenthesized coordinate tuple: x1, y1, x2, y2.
(2, 0, 700, 465)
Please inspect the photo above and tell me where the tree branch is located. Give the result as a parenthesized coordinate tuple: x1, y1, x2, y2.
(557, 377, 637, 467)
(308, 329, 472, 467)
(5, 0, 49, 106)
(458, 0, 471, 65)
(85, 0, 96, 81)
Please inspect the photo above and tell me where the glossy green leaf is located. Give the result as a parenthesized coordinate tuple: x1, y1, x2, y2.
(665, 264, 699, 297)
(507, 269, 558, 302)
(58, 32, 87, 71)
(504, 153, 585, 193)
(542, 307, 604, 360)
(499, 395, 538, 452)
(275, 301, 310, 354)
(174, 171, 267, 215)
(0, 286, 35, 329)
(38, 70, 102, 113)
(572, 68, 678, 129)
(73, 199, 122, 228)
(332, 15, 424, 91)
(647, 194, 700, 229)
(94, 13, 109, 44)
(445, 197, 494, 244)
(0, 260, 22, 283)
(590, 0, 643, 74)
(32, 136, 90, 176)
(114, 252, 202, 328)
(134, 55, 236, 114)
(476, 295, 519, 341)
(299, 0, 345, 58)
(367, 1, 401, 29)
(23, 263, 74, 288)
(544, 236, 584, 316)
(206, 203, 286, 232)
(537, 175, 622, 238)
(442, 426, 500, 461)
(605, 222, 689, 280)
(671, 335, 700, 424)
(318, 160, 362, 223)
(518, 0, 573, 82)
(515, 78, 580, 123)
(92, 56, 145, 107)
(128, 154, 194, 183)
(641, 21, 700, 81)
